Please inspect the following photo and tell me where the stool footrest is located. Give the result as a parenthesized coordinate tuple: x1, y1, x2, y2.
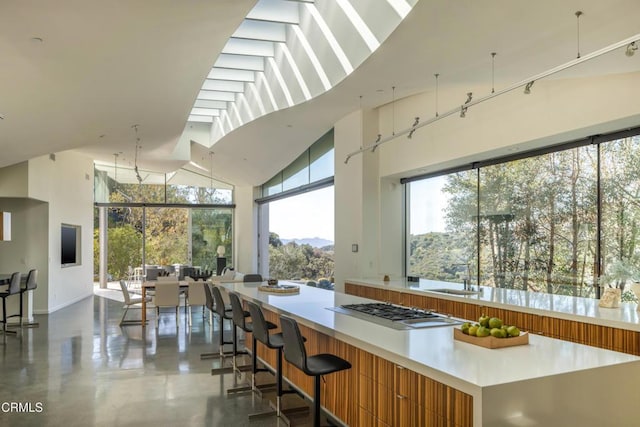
(227, 384, 252, 394)
(211, 366, 234, 375)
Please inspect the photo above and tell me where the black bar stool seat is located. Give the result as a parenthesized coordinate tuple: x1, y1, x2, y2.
(280, 315, 351, 427)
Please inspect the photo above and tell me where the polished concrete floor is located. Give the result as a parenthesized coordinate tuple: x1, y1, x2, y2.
(0, 293, 314, 427)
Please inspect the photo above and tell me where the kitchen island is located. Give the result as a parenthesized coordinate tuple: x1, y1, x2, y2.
(345, 278, 640, 356)
(220, 281, 640, 426)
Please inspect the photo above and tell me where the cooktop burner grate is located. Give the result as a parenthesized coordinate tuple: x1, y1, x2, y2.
(327, 302, 461, 330)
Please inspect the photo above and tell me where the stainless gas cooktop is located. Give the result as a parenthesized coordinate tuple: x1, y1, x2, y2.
(327, 302, 461, 330)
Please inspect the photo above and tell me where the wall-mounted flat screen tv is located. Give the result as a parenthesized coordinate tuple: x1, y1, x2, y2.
(61, 224, 81, 267)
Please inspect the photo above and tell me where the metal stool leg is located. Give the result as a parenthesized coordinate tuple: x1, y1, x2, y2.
(314, 375, 321, 427)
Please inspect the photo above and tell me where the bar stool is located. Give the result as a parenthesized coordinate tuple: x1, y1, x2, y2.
(280, 315, 352, 427)
(200, 283, 225, 360)
(226, 292, 277, 394)
(19, 269, 39, 327)
(209, 285, 249, 375)
(246, 300, 308, 420)
(0, 272, 21, 336)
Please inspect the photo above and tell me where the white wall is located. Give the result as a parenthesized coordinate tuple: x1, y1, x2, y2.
(378, 72, 640, 179)
(28, 152, 94, 313)
(0, 162, 28, 197)
(234, 185, 259, 275)
(0, 198, 48, 315)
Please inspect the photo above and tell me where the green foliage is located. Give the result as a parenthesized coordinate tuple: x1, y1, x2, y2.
(103, 224, 142, 280)
(269, 241, 334, 281)
(409, 135, 640, 298)
(95, 181, 233, 278)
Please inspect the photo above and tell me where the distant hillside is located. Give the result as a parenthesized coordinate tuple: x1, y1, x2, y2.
(281, 237, 334, 248)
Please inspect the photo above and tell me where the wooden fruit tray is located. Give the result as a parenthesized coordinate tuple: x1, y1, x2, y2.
(453, 328, 529, 349)
(258, 284, 300, 294)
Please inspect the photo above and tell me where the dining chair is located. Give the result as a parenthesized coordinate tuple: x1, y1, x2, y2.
(186, 280, 207, 326)
(119, 280, 152, 326)
(145, 268, 160, 281)
(153, 281, 180, 328)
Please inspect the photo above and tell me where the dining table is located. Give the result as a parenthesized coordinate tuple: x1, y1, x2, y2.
(140, 277, 246, 326)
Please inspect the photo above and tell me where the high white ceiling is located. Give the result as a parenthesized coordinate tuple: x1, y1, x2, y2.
(1, 0, 639, 187)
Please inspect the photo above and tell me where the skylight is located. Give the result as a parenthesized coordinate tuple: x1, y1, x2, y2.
(188, 0, 417, 146)
(335, 0, 380, 52)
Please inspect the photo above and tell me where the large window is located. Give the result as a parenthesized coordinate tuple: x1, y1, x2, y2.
(267, 186, 334, 286)
(261, 129, 334, 198)
(93, 163, 234, 282)
(407, 129, 640, 299)
(408, 172, 477, 285)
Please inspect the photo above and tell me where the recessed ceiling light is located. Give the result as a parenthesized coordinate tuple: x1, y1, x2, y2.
(30, 37, 43, 43)
(286, 124, 293, 128)
(376, 89, 384, 93)
(0, 113, 5, 120)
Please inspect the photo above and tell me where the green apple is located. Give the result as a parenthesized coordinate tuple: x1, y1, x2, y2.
(488, 317, 503, 329)
(461, 322, 471, 335)
(507, 326, 520, 337)
(476, 326, 490, 337)
(478, 314, 490, 327)
(468, 325, 478, 336)
(490, 328, 507, 338)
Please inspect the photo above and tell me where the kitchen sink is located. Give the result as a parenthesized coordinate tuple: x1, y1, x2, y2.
(429, 288, 481, 296)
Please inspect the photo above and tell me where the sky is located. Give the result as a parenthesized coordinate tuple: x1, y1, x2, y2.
(268, 177, 448, 240)
(409, 175, 449, 234)
(269, 186, 335, 241)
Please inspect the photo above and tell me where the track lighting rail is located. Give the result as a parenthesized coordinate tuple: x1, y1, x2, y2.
(344, 33, 640, 164)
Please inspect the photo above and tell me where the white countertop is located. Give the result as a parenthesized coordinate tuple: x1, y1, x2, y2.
(222, 281, 640, 395)
(346, 278, 640, 332)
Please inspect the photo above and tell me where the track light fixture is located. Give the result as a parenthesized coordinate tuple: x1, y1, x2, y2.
(407, 117, 420, 139)
(575, 11, 583, 59)
(132, 124, 143, 185)
(491, 52, 497, 94)
(524, 81, 534, 94)
(434, 73, 440, 117)
(626, 41, 637, 57)
(465, 92, 473, 104)
(460, 106, 467, 118)
(371, 134, 382, 152)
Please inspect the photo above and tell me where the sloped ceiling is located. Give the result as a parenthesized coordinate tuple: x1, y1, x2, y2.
(1, 0, 639, 187)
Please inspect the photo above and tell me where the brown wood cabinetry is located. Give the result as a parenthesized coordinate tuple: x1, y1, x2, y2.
(358, 348, 473, 426)
(254, 302, 473, 426)
(345, 282, 640, 356)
